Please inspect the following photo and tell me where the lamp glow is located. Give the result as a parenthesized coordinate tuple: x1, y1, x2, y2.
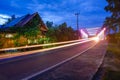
(92, 37, 99, 42)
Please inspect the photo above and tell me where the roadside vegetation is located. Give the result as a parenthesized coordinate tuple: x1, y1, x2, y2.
(102, 34, 120, 80)
(46, 21, 77, 42)
(0, 18, 77, 49)
(0, 21, 77, 54)
(102, 0, 120, 79)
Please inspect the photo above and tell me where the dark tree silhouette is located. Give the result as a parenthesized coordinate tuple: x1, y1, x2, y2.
(46, 22, 77, 42)
(104, 0, 120, 33)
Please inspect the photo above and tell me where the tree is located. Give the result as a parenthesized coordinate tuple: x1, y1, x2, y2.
(104, 17, 117, 33)
(46, 22, 77, 42)
(105, 0, 120, 45)
(46, 21, 53, 28)
(104, 0, 120, 32)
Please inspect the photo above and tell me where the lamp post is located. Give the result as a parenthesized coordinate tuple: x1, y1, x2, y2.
(75, 12, 80, 39)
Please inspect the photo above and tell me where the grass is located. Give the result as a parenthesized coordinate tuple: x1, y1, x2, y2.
(102, 43, 120, 80)
(103, 70, 120, 80)
(107, 43, 120, 58)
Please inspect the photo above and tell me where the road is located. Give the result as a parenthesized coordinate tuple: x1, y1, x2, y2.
(36, 40, 107, 80)
(0, 40, 105, 80)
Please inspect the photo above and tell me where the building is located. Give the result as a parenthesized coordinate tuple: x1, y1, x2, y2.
(0, 12, 48, 48)
(1, 12, 48, 33)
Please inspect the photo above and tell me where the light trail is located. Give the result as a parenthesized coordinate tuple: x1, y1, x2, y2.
(0, 28, 105, 52)
(0, 38, 93, 63)
(97, 28, 106, 37)
(80, 29, 88, 39)
(0, 39, 86, 52)
(91, 37, 99, 42)
(92, 28, 106, 42)
(96, 28, 106, 41)
(22, 40, 97, 80)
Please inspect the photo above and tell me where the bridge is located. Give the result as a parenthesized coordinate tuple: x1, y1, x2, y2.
(80, 27, 106, 41)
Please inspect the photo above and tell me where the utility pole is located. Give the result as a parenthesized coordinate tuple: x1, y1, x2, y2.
(75, 12, 80, 39)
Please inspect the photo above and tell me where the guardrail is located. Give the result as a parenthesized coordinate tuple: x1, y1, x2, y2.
(0, 39, 85, 54)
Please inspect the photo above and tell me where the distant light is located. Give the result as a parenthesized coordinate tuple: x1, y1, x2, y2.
(92, 37, 99, 42)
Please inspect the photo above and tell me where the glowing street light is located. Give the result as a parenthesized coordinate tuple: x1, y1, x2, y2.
(80, 29, 88, 39)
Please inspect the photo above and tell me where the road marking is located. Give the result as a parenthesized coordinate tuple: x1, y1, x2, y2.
(22, 43, 97, 80)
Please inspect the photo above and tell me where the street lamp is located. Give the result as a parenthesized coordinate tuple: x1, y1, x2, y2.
(75, 12, 80, 39)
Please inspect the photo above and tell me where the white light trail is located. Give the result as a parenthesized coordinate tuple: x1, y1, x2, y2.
(80, 29, 88, 39)
(22, 42, 97, 80)
(91, 37, 99, 42)
(92, 28, 106, 42)
(97, 28, 106, 37)
(0, 38, 93, 60)
(0, 39, 86, 52)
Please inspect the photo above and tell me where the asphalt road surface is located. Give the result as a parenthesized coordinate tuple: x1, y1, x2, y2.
(36, 41, 107, 80)
(0, 40, 99, 80)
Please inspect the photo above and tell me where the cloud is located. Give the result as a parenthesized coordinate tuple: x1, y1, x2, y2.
(26, 0, 58, 12)
(0, 14, 11, 19)
(42, 12, 63, 24)
(0, 14, 11, 25)
(0, 18, 7, 25)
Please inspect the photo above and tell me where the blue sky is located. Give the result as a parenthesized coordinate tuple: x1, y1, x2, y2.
(0, 0, 109, 30)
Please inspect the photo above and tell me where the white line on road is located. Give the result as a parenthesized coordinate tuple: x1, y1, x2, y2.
(22, 42, 97, 80)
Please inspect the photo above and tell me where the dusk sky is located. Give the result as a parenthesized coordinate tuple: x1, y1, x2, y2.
(0, 0, 109, 29)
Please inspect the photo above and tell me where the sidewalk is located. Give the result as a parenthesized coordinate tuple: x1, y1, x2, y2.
(37, 41, 108, 80)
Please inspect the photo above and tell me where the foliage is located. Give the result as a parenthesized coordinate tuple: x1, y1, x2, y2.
(14, 40, 20, 47)
(13, 33, 20, 40)
(46, 21, 53, 28)
(38, 37, 51, 44)
(24, 27, 40, 39)
(107, 32, 120, 46)
(0, 34, 2, 38)
(102, 43, 120, 80)
(103, 70, 120, 80)
(0, 42, 3, 48)
(104, 0, 120, 33)
(46, 21, 77, 42)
